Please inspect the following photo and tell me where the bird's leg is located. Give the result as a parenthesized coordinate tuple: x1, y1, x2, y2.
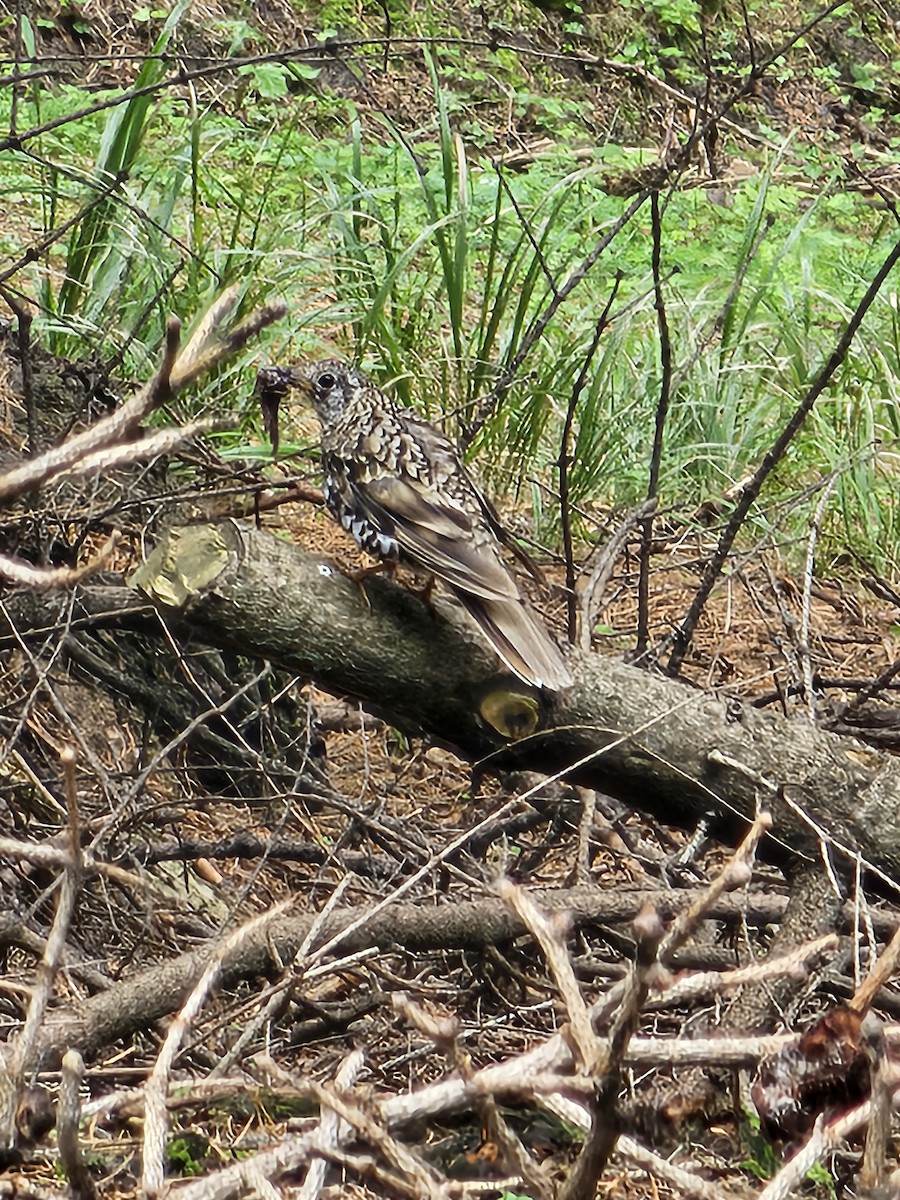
(407, 572, 437, 613)
(346, 560, 394, 585)
(346, 559, 395, 609)
(349, 561, 437, 613)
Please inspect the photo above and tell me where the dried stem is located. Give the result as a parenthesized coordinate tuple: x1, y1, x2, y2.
(634, 191, 673, 660)
(298, 1050, 365, 1200)
(141, 902, 292, 1196)
(0, 291, 285, 507)
(859, 1014, 890, 1193)
(0, 746, 84, 1155)
(557, 283, 619, 644)
(0, 286, 36, 454)
(58, 1050, 96, 1200)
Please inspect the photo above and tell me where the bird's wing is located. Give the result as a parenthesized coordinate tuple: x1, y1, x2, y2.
(354, 473, 519, 602)
(400, 413, 545, 582)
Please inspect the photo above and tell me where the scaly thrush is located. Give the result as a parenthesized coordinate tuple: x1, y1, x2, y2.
(259, 360, 572, 692)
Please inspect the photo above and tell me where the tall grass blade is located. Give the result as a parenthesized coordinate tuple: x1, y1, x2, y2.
(56, 0, 191, 319)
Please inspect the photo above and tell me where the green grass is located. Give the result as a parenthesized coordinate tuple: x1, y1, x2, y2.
(4, 5, 900, 572)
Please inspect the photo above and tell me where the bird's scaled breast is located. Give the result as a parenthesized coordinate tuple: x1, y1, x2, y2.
(323, 473, 400, 561)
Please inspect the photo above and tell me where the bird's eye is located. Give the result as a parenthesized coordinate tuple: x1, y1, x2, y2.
(317, 371, 336, 391)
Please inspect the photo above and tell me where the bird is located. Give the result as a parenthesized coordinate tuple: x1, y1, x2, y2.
(262, 359, 572, 692)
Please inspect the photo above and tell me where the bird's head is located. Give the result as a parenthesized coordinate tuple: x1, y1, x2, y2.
(255, 358, 369, 454)
(293, 359, 364, 427)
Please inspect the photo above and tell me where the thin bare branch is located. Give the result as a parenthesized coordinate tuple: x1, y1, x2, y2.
(578, 498, 655, 650)
(0, 292, 283, 507)
(635, 191, 673, 660)
(558, 284, 620, 645)
(141, 902, 292, 1196)
(0, 286, 36, 453)
(500, 880, 599, 1070)
(298, 1050, 365, 1200)
(0, 536, 119, 589)
(58, 1050, 96, 1200)
(659, 811, 772, 959)
(0, 745, 84, 1154)
(859, 1014, 890, 1193)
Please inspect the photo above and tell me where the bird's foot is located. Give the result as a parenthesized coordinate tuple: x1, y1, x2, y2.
(346, 560, 395, 608)
(407, 573, 437, 613)
(347, 560, 393, 585)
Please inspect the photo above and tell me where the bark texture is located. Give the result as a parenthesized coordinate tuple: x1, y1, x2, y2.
(119, 520, 900, 879)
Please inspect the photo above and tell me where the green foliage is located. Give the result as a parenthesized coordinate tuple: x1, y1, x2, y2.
(741, 1109, 836, 1195)
(54, 0, 192, 325)
(167, 1133, 209, 1176)
(806, 1161, 838, 1199)
(133, 6, 171, 21)
(621, 0, 701, 40)
(5, 9, 900, 568)
(741, 1108, 779, 1179)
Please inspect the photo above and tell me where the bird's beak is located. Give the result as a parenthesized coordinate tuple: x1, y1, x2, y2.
(256, 365, 309, 455)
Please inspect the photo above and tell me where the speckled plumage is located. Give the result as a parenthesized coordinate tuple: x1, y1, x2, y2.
(291, 359, 573, 692)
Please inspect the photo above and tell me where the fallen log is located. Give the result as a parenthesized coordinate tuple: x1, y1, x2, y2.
(126, 520, 900, 881)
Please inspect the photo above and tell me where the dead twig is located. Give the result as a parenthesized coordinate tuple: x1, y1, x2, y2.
(298, 1049, 365, 1200)
(58, 1049, 96, 1200)
(558, 281, 620, 645)
(0, 288, 285, 507)
(501, 881, 599, 1071)
(0, 745, 84, 1157)
(141, 901, 292, 1197)
(649, 932, 838, 1008)
(397, 966, 553, 1196)
(859, 1014, 890, 1194)
(634, 191, 673, 661)
(0, 536, 119, 589)
(756, 1070, 900, 1200)
(578, 498, 655, 650)
(0, 286, 36, 454)
(307, 1083, 453, 1200)
(659, 810, 771, 960)
(800, 474, 840, 721)
(209, 875, 355, 1079)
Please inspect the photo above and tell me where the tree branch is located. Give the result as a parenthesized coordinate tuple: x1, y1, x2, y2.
(125, 521, 900, 887)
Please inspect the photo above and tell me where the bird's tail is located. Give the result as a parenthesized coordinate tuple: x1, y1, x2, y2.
(458, 593, 573, 691)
